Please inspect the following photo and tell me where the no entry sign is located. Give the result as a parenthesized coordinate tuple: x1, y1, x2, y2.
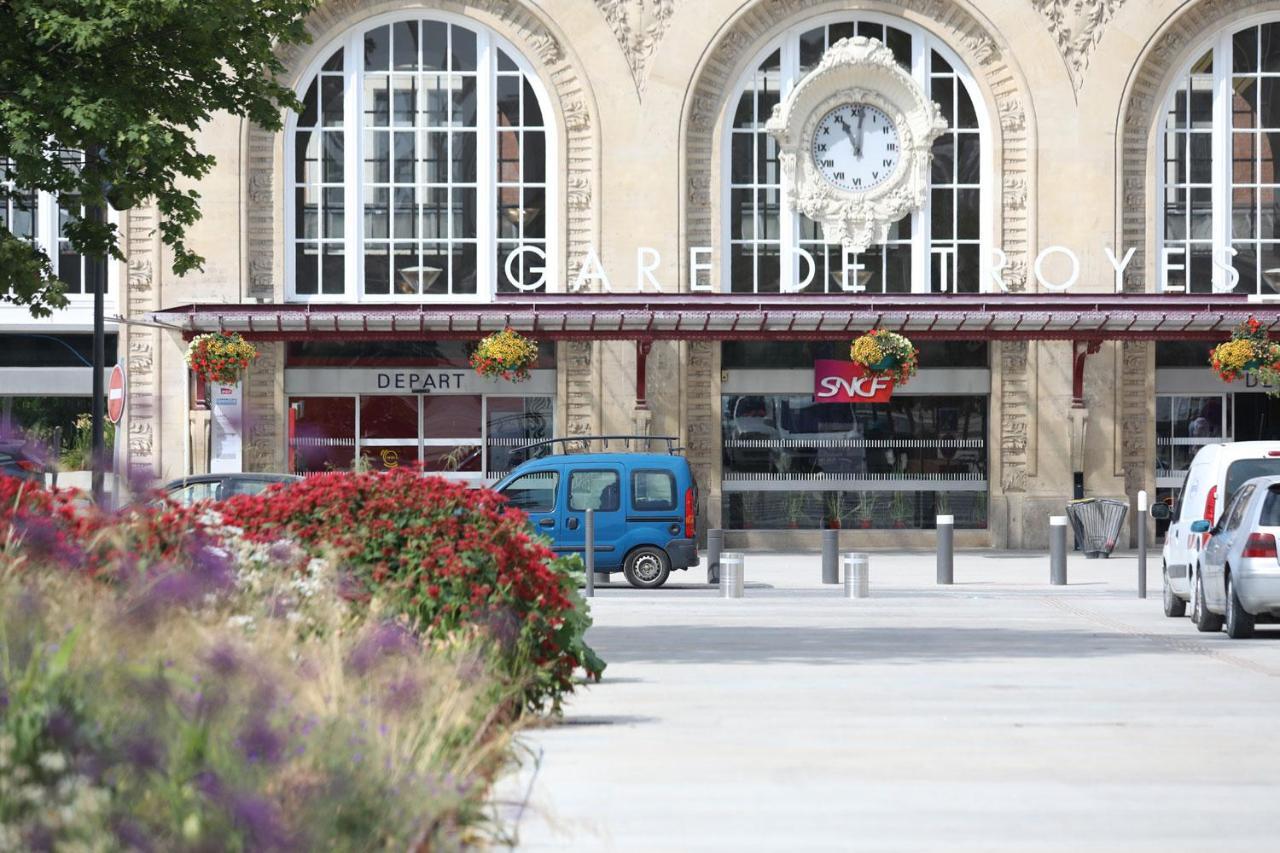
(107, 364, 126, 424)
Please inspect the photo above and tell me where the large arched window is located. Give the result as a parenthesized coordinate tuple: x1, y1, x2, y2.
(1159, 20, 1280, 294)
(287, 14, 555, 301)
(722, 16, 989, 294)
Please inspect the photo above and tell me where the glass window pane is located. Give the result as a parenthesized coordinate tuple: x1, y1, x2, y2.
(322, 244, 345, 295)
(295, 244, 319, 294)
(569, 471, 620, 512)
(1236, 26, 1259, 73)
(452, 75, 477, 127)
(450, 26, 476, 72)
(497, 76, 520, 128)
(632, 471, 676, 510)
(364, 243, 389, 294)
(422, 21, 447, 71)
(1261, 24, 1280, 73)
(392, 21, 418, 71)
(290, 396, 355, 474)
(522, 79, 543, 127)
(321, 77, 344, 127)
(423, 395, 481, 438)
(364, 25, 390, 72)
(502, 471, 558, 512)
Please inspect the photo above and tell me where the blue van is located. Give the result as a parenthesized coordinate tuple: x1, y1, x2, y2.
(492, 436, 699, 589)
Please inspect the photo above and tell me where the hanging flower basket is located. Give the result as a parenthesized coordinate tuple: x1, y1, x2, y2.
(1210, 316, 1280, 384)
(850, 329, 919, 386)
(185, 332, 258, 385)
(471, 328, 539, 382)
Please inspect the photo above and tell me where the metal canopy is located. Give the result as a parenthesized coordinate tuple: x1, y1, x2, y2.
(146, 294, 1280, 342)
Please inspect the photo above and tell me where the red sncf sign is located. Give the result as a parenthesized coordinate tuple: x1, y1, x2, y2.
(813, 359, 894, 403)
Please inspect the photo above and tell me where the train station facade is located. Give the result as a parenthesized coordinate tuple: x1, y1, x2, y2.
(11, 0, 1280, 548)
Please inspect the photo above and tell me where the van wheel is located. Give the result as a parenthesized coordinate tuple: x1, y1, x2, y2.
(1163, 564, 1186, 617)
(1225, 571, 1255, 639)
(623, 547, 671, 589)
(1193, 568, 1224, 633)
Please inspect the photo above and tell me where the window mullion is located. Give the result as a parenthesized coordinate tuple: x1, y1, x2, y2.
(912, 33, 930, 294)
(1212, 32, 1231, 293)
(477, 30, 495, 301)
(345, 31, 361, 301)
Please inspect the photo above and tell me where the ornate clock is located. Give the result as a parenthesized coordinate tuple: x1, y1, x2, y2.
(765, 36, 947, 253)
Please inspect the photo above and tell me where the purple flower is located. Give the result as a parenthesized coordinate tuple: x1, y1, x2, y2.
(122, 735, 167, 772)
(205, 643, 240, 678)
(237, 717, 285, 766)
(228, 793, 295, 851)
(346, 621, 417, 676)
(112, 818, 154, 853)
(381, 675, 423, 714)
(267, 541, 296, 565)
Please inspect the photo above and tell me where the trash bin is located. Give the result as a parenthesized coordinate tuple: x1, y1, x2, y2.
(1065, 498, 1129, 559)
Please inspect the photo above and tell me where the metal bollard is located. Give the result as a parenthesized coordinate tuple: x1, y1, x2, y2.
(1137, 490, 1148, 599)
(707, 528, 723, 586)
(1050, 515, 1068, 585)
(822, 528, 839, 584)
(584, 509, 595, 598)
(721, 551, 745, 598)
(842, 552, 870, 598)
(936, 514, 954, 585)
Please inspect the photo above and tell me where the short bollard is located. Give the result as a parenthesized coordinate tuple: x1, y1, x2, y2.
(822, 528, 839, 584)
(584, 509, 595, 598)
(842, 552, 870, 598)
(936, 514, 954, 585)
(721, 552, 745, 598)
(1050, 515, 1068, 585)
(1137, 490, 1148, 599)
(707, 528, 723, 586)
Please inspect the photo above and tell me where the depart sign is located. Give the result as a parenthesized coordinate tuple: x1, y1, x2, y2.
(813, 359, 894, 403)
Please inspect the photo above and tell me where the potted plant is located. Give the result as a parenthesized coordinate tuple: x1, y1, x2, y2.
(1211, 316, 1280, 389)
(850, 329, 919, 386)
(855, 492, 877, 529)
(824, 491, 844, 529)
(471, 327, 539, 382)
(890, 491, 911, 529)
(185, 331, 258, 385)
(785, 491, 809, 528)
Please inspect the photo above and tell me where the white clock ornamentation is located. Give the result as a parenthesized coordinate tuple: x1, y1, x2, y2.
(765, 37, 948, 254)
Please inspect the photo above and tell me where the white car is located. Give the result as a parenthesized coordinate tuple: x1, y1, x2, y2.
(1193, 475, 1280, 638)
(1150, 442, 1280, 622)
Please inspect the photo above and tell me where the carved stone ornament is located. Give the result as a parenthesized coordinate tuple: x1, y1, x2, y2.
(764, 37, 947, 253)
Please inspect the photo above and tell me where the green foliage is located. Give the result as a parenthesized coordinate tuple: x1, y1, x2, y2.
(57, 413, 114, 471)
(0, 0, 315, 316)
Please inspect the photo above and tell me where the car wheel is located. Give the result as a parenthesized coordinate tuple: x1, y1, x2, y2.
(623, 546, 671, 589)
(1193, 567, 1224, 633)
(1224, 571, 1255, 639)
(1163, 564, 1186, 617)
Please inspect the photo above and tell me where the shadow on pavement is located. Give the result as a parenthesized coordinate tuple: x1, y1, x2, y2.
(587, 624, 1168, 665)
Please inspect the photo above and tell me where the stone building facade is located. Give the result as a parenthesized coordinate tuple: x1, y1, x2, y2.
(20, 0, 1280, 548)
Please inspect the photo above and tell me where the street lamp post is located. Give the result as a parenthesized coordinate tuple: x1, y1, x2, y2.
(86, 145, 107, 506)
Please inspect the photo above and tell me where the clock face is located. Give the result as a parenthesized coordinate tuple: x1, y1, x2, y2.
(812, 103, 901, 193)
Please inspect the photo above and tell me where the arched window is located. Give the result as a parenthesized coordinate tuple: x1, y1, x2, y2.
(722, 16, 988, 294)
(287, 14, 555, 301)
(1159, 20, 1280, 294)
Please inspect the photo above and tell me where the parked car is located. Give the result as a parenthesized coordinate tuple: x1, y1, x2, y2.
(160, 473, 302, 506)
(1151, 442, 1280, 622)
(1191, 474, 1280, 637)
(0, 439, 48, 483)
(492, 437, 699, 589)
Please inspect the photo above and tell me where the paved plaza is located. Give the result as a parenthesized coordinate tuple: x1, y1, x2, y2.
(500, 551, 1280, 851)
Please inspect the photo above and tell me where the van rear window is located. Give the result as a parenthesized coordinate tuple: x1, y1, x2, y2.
(1225, 459, 1280, 500)
(632, 470, 677, 511)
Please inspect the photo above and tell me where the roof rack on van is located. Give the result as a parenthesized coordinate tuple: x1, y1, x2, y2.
(513, 435, 683, 459)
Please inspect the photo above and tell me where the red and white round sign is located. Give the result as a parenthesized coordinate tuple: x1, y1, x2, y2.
(107, 364, 126, 424)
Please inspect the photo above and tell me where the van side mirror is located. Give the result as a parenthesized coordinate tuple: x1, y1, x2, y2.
(1149, 503, 1170, 521)
(1190, 519, 1211, 534)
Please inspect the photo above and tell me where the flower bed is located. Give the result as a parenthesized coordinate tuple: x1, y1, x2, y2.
(0, 470, 601, 848)
(219, 468, 603, 713)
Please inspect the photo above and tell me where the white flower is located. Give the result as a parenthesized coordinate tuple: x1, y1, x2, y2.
(37, 752, 66, 774)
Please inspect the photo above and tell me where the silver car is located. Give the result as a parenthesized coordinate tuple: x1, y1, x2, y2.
(1193, 474, 1280, 638)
